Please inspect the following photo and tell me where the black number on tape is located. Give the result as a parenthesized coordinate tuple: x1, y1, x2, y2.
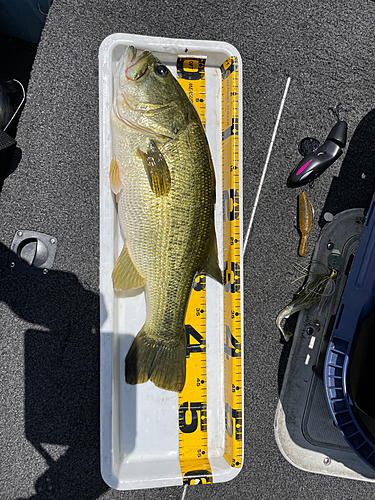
(224, 325, 241, 358)
(222, 118, 239, 140)
(225, 403, 242, 439)
(223, 189, 240, 221)
(224, 261, 240, 293)
(177, 58, 205, 80)
(220, 58, 237, 80)
(193, 275, 206, 292)
(179, 402, 206, 433)
(185, 325, 204, 357)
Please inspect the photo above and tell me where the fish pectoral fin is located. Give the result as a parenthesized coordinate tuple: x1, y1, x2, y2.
(110, 157, 123, 195)
(137, 140, 171, 197)
(201, 222, 223, 285)
(112, 243, 145, 290)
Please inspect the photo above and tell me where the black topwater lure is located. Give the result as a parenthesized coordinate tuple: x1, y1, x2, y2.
(287, 107, 347, 188)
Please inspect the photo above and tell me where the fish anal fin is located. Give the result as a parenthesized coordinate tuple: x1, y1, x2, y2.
(137, 140, 171, 197)
(112, 243, 145, 290)
(201, 222, 223, 285)
(110, 157, 123, 195)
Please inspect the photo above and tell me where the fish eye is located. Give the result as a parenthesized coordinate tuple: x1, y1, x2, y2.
(155, 65, 169, 77)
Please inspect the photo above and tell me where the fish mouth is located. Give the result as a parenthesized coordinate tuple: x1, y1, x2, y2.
(121, 45, 137, 73)
(123, 46, 151, 81)
(113, 47, 171, 138)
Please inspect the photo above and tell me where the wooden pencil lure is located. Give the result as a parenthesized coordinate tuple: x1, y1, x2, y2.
(298, 191, 312, 256)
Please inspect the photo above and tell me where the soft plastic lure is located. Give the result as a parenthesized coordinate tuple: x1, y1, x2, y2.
(298, 191, 312, 256)
(287, 120, 347, 187)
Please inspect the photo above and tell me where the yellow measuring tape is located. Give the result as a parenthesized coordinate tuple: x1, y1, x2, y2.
(221, 56, 242, 468)
(177, 56, 212, 486)
(176, 54, 242, 485)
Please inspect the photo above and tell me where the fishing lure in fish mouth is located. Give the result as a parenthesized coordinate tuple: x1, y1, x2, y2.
(287, 108, 348, 188)
(276, 250, 343, 341)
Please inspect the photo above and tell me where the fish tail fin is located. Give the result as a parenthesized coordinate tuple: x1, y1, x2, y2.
(125, 327, 186, 392)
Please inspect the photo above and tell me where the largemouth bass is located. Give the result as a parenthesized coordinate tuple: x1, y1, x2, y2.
(110, 46, 222, 392)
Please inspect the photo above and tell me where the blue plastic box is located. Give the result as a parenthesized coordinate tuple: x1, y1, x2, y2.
(324, 192, 375, 470)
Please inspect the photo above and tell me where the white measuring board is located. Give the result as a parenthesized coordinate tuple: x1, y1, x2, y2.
(99, 33, 243, 490)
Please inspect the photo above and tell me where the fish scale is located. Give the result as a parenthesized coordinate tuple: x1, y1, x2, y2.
(117, 128, 213, 332)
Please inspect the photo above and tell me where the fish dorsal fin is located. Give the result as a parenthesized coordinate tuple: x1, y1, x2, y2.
(112, 243, 145, 290)
(201, 222, 223, 285)
(110, 157, 123, 195)
(138, 140, 171, 197)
